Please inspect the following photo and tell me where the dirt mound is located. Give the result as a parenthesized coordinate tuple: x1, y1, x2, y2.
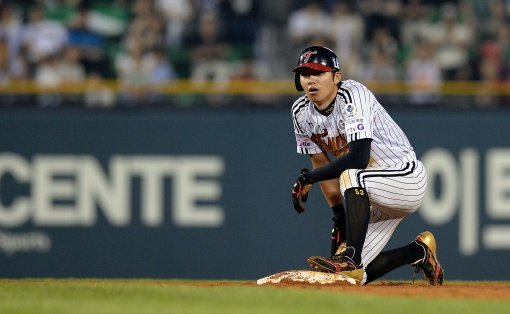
(253, 270, 510, 300)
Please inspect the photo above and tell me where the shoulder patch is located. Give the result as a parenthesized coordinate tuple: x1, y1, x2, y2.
(344, 104, 357, 117)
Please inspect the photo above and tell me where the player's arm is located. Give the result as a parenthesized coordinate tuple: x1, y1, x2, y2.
(309, 152, 342, 207)
(303, 139, 372, 184)
(309, 151, 347, 257)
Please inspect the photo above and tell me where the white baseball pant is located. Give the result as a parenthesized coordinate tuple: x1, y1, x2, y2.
(339, 160, 427, 267)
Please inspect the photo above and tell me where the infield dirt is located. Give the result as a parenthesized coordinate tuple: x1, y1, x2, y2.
(180, 278, 510, 300)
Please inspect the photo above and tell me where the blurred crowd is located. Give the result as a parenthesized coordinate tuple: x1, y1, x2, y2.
(0, 0, 509, 107)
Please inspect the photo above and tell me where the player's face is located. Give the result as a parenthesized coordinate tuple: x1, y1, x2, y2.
(299, 69, 341, 107)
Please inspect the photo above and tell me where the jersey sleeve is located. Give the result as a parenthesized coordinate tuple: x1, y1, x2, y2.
(292, 98, 322, 155)
(294, 132, 316, 154)
(340, 82, 374, 143)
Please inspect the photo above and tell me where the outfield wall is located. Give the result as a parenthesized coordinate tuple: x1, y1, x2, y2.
(1, 108, 509, 281)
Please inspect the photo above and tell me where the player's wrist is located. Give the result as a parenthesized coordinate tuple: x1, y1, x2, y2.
(300, 168, 315, 184)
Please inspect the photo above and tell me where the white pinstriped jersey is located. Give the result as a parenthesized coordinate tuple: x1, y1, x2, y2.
(292, 79, 416, 167)
(292, 80, 427, 279)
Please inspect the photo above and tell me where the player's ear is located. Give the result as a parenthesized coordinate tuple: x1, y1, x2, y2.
(333, 71, 342, 85)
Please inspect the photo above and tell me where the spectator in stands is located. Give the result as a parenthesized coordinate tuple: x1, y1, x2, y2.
(8, 43, 29, 80)
(400, 0, 434, 49)
(59, 45, 86, 82)
(475, 2, 510, 80)
(115, 37, 153, 106)
(0, 33, 29, 106)
(190, 0, 222, 14)
(0, 37, 9, 83)
(2, 0, 510, 108)
(128, 0, 167, 52)
(362, 48, 398, 82)
(360, 0, 402, 44)
(479, 0, 508, 42)
(0, 37, 12, 106)
(59, 45, 86, 105)
(287, 1, 332, 49)
(67, 4, 107, 75)
(146, 46, 177, 104)
(155, 0, 194, 47)
(148, 47, 176, 83)
(20, 4, 68, 72)
(220, 0, 258, 46)
(0, 2, 22, 68)
(405, 39, 442, 105)
(421, 2, 474, 80)
(474, 20, 510, 107)
(85, 71, 116, 108)
(186, 11, 231, 89)
(496, 24, 510, 80)
(330, 1, 364, 80)
(34, 54, 63, 107)
(475, 55, 503, 107)
(364, 26, 399, 65)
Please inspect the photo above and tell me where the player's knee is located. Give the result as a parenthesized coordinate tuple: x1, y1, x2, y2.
(339, 169, 360, 192)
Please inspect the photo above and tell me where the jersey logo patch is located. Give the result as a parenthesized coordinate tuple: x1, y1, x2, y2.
(311, 129, 328, 145)
(302, 50, 318, 63)
(344, 104, 357, 117)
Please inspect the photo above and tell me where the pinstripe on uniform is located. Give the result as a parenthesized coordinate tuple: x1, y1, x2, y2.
(291, 79, 427, 269)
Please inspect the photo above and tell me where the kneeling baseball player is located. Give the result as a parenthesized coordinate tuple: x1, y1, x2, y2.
(290, 46, 444, 285)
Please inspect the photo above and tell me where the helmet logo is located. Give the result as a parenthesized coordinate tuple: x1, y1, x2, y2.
(302, 50, 317, 63)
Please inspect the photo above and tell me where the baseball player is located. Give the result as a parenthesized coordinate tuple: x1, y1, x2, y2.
(290, 46, 444, 285)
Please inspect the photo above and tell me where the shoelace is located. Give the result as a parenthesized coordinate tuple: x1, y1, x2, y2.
(330, 254, 362, 271)
(411, 241, 428, 284)
(412, 265, 420, 284)
(412, 254, 440, 285)
(412, 254, 433, 284)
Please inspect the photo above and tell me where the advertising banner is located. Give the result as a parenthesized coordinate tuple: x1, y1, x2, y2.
(1, 108, 509, 281)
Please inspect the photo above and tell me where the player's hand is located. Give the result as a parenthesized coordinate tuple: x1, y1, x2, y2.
(291, 169, 313, 214)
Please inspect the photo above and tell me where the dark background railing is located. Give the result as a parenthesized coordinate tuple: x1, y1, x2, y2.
(1, 79, 510, 108)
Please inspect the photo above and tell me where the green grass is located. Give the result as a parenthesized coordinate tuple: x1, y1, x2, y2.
(0, 279, 508, 314)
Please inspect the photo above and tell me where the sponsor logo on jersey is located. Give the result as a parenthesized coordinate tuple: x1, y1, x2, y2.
(296, 133, 312, 147)
(345, 117, 366, 136)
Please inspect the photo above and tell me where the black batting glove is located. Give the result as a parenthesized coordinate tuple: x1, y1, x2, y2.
(291, 169, 313, 214)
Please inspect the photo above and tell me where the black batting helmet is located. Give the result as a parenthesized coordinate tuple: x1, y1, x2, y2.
(292, 46, 341, 91)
